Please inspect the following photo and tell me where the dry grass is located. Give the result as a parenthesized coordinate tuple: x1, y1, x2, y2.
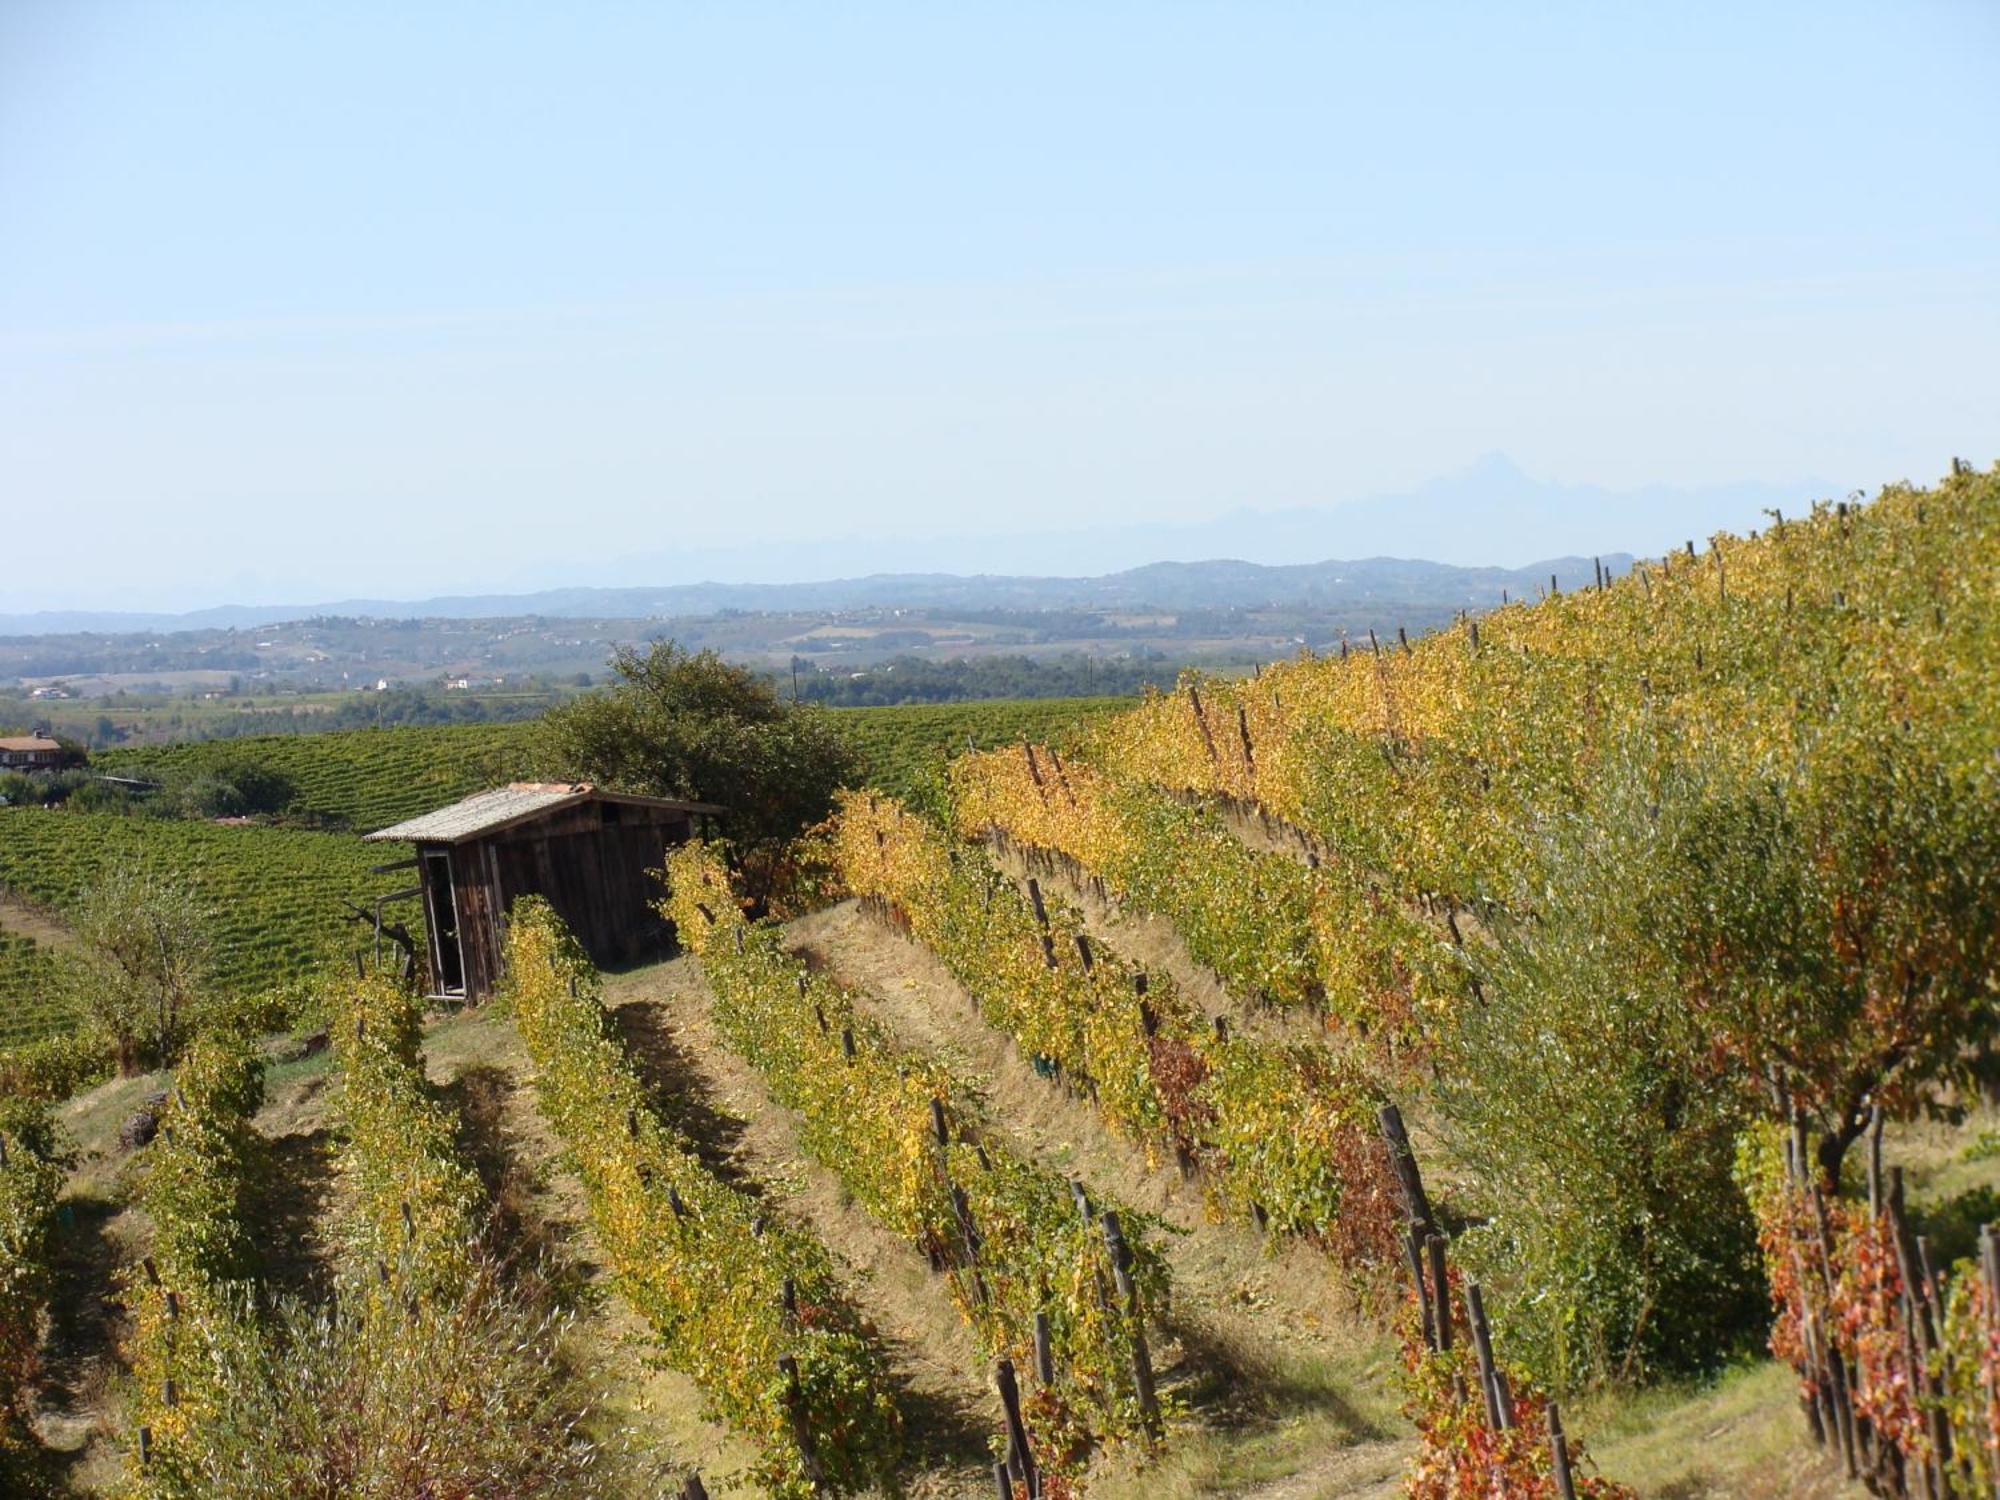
(0, 891, 75, 948)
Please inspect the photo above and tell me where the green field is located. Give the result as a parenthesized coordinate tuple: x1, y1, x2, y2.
(0, 810, 409, 1009)
(0, 932, 69, 1044)
(97, 721, 543, 833)
(93, 696, 1135, 827)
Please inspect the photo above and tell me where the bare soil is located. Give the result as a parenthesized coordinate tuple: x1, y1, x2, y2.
(0, 890, 75, 948)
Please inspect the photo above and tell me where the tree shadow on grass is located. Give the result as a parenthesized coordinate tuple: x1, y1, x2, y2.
(1165, 1314, 1394, 1443)
(606, 1000, 759, 1194)
(885, 1355, 998, 1481)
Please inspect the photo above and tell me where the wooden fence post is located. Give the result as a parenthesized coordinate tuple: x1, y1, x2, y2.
(1101, 1210, 1161, 1437)
(1549, 1402, 1578, 1500)
(1405, 1229, 1436, 1351)
(995, 1358, 1039, 1496)
(1426, 1235, 1452, 1353)
(1377, 1103, 1436, 1235)
(1465, 1282, 1505, 1429)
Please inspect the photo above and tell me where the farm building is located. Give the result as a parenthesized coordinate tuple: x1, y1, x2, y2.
(364, 781, 721, 1003)
(0, 734, 64, 770)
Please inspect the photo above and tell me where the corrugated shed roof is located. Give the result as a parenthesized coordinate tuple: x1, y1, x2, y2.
(0, 736, 61, 752)
(364, 782, 720, 844)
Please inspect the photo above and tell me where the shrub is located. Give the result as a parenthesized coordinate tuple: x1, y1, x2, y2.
(538, 640, 861, 860)
(0, 1096, 69, 1485)
(1434, 763, 1764, 1389)
(126, 1267, 629, 1500)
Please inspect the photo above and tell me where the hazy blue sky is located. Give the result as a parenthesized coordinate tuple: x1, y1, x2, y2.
(4, 2, 1996, 610)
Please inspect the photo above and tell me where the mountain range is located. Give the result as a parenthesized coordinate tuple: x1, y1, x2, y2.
(2, 455, 1836, 635)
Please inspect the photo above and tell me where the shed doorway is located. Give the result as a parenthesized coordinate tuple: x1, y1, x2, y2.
(421, 849, 466, 997)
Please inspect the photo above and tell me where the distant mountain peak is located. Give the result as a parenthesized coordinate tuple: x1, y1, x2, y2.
(1455, 451, 1529, 483)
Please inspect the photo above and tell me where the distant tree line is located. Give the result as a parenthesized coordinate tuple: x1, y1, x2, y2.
(781, 652, 1206, 705)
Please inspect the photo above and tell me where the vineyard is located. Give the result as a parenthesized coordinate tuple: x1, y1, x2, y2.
(934, 469, 2000, 1484)
(94, 720, 543, 832)
(0, 811, 408, 1006)
(0, 469, 1994, 1496)
(665, 840, 1173, 1471)
(0, 935, 67, 1046)
(87, 697, 1130, 832)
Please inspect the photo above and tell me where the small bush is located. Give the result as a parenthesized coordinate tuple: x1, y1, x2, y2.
(130, 1266, 633, 1500)
(1435, 763, 1765, 1390)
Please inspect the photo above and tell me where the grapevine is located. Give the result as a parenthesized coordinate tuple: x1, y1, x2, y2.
(830, 792, 1402, 1268)
(665, 840, 1173, 1461)
(505, 899, 904, 1497)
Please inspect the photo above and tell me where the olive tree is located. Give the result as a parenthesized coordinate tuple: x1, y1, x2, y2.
(60, 866, 215, 1072)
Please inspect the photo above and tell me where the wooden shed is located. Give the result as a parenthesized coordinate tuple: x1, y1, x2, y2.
(364, 781, 721, 1002)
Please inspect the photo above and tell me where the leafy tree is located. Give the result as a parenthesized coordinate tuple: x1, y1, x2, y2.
(1650, 730, 2000, 1186)
(537, 640, 861, 854)
(159, 754, 297, 818)
(58, 866, 215, 1072)
(1436, 756, 1764, 1389)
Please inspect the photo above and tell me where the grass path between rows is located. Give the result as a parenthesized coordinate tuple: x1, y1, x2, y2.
(1002, 831, 1864, 1500)
(787, 899, 1411, 1499)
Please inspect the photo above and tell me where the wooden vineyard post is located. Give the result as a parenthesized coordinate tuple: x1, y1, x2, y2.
(1808, 1186, 1862, 1479)
(1405, 1229, 1436, 1351)
(1868, 1103, 1885, 1218)
(777, 1354, 827, 1492)
(1465, 1282, 1509, 1430)
(995, 1358, 1040, 1497)
(1188, 684, 1220, 764)
(1888, 1179, 1953, 1494)
(1981, 1223, 2000, 1500)
(680, 1472, 710, 1500)
(1101, 1210, 1162, 1437)
(1377, 1103, 1436, 1236)
(951, 1181, 989, 1304)
(993, 1459, 1014, 1499)
(1548, 1403, 1578, 1500)
(1023, 741, 1046, 795)
(1033, 1310, 1054, 1387)
(1426, 1234, 1452, 1352)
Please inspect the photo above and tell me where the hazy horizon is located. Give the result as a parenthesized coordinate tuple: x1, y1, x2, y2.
(5, 3, 1995, 613)
(0, 451, 1853, 622)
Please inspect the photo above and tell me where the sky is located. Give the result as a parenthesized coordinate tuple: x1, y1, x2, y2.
(3, 1, 1997, 612)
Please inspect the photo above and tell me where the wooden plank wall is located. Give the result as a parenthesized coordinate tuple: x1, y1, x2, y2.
(427, 800, 698, 1002)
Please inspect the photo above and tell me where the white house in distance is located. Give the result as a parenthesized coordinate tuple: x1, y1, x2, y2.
(0, 734, 63, 770)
